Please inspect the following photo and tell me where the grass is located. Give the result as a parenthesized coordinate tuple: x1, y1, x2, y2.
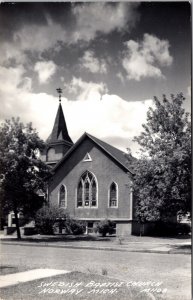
(0, 271, 166, 300)
(0, 265, 28, 276)
(0, 234, 112, 243)
(1, 232, 191, 243)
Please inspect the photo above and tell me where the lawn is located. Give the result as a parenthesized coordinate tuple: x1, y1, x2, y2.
(0, 265, 29, 276)
(1, 271, 166, 300)
(1, 233, 191, 245)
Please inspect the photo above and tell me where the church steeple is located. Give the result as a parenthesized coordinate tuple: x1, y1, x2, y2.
(41, 88, 73, 167)
(47, 102, 73, 144)
(47, 88, 73, 144)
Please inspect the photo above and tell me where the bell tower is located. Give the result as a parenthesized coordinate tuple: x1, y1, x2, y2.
(41, 88, 73, 167)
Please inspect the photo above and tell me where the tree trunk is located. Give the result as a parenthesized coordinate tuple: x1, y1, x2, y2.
(14, 209, 21, 239)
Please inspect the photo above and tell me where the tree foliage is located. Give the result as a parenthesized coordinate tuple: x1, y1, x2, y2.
(132, 93, 191, 223)
(35, 205, 86, 235)
(34, 205, 68, 235)
(0, 117, 50, 238)
(97, 219, 116, 237)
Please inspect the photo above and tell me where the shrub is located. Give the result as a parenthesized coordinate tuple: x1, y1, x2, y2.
(97, 219, 116, 237)
(152, 221, 191, 236)
(66, 219, 86, 235)
(34, 205, 68, 235)
(35, 205, 86, 235)
(177, 223, 191, 235)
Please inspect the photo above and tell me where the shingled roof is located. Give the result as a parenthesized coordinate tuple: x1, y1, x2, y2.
(52, 132, 134, 174)
(47, 103, 73, 144)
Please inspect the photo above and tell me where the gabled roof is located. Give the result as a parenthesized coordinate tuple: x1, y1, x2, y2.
(52, 132, 134, 174)
(47, 103, 73, 144)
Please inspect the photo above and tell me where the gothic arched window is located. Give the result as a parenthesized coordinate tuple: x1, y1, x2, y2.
(109, 182, 118, 207)
(59, 185, 66, 208)
(77, 171, 97, 207)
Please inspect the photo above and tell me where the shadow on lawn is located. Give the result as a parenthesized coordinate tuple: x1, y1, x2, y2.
(0, 265, 20, 275)
(0, 266, 16, 270)
(144, 234, 191, 240)
(1, 232, 191, 243)
(1, 234, 114, 243)
(170, 244, 191, 254)
(172, 244, 191, 250)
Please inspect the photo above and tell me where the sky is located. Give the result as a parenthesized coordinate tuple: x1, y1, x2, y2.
(0, 2, 191, 156)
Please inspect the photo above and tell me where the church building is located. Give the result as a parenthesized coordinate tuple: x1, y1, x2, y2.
(41, 90, 134, 236)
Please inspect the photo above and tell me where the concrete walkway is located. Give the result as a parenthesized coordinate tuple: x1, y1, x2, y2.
(0, 269, 70, 288)
(0, 239, 191, 255)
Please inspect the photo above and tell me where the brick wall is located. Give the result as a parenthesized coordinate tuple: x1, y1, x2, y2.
(48, 137, 133, 221)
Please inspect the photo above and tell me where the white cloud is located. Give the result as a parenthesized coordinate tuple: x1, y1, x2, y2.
(0, 65, 25, 92)
(65, 77, 108, 101)
(0, 21, 66, 65)
(71, 3, 139, 43)
(60, 91, 153, 156)
(117, 72, 125, 83)
(0, 42, 27, 65)
(14, 19, 65, 53)
(0, 69, 153, 156)
(34, 61, 57, 84)
(0, 65, 34, 122)
(0, 3, 139, 66)
(0, 65, 59, 138)
(80, 50, 107, 73)
(122, 33, 173, 81)
(142, 34, 173, 66)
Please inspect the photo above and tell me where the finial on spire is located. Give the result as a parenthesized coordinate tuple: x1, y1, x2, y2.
(56, 88, 63, 103)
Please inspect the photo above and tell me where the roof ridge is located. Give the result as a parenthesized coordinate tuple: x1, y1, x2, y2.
(53, 132, 133, 174)
(87, 134, 133, 174)
(86, 133, 127, 154)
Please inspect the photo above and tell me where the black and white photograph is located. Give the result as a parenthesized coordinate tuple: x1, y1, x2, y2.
(0, 2, 191, 300)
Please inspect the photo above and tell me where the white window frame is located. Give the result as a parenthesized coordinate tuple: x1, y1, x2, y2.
(58, 184, 67, 208)
(76, 171, 98, 209)
(108, 182, 118, 208)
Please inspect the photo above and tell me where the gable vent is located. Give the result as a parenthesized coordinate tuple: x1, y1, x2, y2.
(83, 153, 92, 162)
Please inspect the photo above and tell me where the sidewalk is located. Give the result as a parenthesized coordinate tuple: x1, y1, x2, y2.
(0, 269, 70, 288)
(0, 233, 191, 255)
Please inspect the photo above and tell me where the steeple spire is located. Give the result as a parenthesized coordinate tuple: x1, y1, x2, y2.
(46, 89, 73, 144)
(40, 89, 73, 167)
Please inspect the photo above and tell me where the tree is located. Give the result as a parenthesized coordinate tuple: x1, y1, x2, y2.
(132, 93, 191, 223)
(34, 205, 69, 235)
(0, 117, 50, 239)
(35, 205, 86, 235)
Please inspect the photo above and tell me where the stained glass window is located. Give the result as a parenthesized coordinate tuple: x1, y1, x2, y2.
(109, 182, 118, 207)
(77, 181, 83, 207)
(59, 185, 66, 208)
(77, 171, 97, 207)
